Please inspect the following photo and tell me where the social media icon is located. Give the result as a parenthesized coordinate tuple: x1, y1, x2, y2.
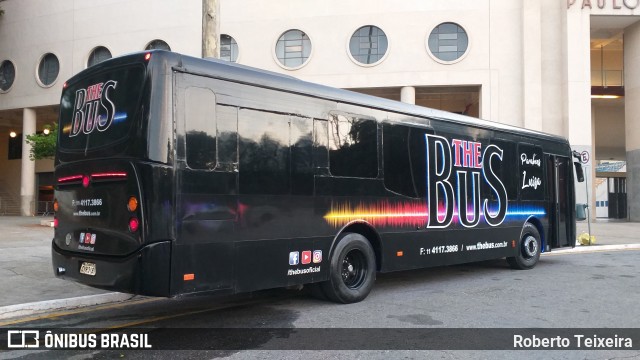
(313, 250, 322, 263)
(289, 251, 299, 265)
(85, 233, 92, 244)
(90, 234, 97, 245)
(301, 251, 311, 265)
(79, 232, 85, 244)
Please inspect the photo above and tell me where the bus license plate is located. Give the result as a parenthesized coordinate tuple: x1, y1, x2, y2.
(79, 262, 96, 276)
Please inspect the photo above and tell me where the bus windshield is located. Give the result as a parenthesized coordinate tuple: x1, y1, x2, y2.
(58, 64, 146, 152)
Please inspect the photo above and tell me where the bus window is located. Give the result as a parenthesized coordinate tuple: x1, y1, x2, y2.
(184, 87, 216, 170)
(216, 105, 238, 168)
(313, 119, 329, 173)
(328, 114, 377, 178)
(408, 128, 430, 198)
(382, 124, 433, 198)
(291, 116, 313, 195)
(238, 109, 290, 194)
(58, 64, 145, 153)
(383, 124, 416, 197)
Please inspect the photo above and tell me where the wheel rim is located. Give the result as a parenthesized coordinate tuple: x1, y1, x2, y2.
(522, 235, 538, 258)
(341, 249, 367, 289)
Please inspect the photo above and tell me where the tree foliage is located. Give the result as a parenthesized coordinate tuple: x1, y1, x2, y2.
(25, 124, 57, 160)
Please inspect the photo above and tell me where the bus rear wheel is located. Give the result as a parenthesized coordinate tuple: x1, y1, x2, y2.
(507, 223, 541, 270)
(320, 233, 376, 304)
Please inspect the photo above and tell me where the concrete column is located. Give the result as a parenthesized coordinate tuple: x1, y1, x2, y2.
(400, 86, 415, 105)
(20, 108, 36, 216)
(624, 21, 640, 221)
(563, 6, 594, 211)
(202, 0, 221, 58)
(522, 0, 543, 131)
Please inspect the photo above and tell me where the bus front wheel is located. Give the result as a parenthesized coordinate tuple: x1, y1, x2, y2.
(320, 233, 376, 304)
(507, 223, 541, 270)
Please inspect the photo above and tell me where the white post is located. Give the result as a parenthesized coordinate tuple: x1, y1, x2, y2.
(20, 108, 36, 216)
(202, 0, 221, 58)
(400, 86, 416, 105)
(624, 20, 640, 221)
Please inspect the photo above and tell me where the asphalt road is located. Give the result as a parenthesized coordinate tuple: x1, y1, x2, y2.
(1, 249, 638, 360)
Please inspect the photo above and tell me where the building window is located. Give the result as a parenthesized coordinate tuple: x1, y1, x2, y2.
(37, 53, 59, 87)
(145, 39, 171, 51)
(220, 34, 239, 62)
(87, 46, 112, 67)
(348, 25, 388, 66)
(0, 60, 15, 92)
(275, 29, 312, 69)
(427, 22, 469, 63)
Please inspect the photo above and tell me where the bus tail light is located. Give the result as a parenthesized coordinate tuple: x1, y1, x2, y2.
(82, 175, 90, 188)
(127, 196, 138, 212)
(58, 175, 83, 184)
(53, 217, 59, 228)
(53, 199, 59, 212)
(129, 217, 140, 233)
(144, 53, 151, 61)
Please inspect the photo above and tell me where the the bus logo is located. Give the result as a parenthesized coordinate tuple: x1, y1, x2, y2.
(69, 80, 118, 137)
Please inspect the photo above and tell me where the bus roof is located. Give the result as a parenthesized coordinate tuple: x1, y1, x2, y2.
(71, 50, 568, 145)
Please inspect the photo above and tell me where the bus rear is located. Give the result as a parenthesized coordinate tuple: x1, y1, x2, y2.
(52, 52, 174, 296)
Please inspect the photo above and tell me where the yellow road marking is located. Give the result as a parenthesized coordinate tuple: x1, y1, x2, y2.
(87, 297, 275, 333)
(0, 297, 161, 327)
(543, 247, 640, 256)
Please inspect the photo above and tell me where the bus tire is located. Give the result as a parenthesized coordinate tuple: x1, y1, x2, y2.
(321, 232, 376, 304)
(507, 223, 541, 270)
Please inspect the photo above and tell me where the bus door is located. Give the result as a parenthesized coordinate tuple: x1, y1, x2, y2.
(546, 155, 571, 248)
(173, 72, 238, 292)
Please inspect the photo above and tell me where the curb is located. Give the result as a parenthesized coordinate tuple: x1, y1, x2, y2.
(0, 293, 138, 321)
(543, 243, 640, 255)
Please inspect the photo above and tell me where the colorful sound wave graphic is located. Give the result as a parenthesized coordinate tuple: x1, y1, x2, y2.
(323, 201, 546, 228)
(323, 200, 427, 228)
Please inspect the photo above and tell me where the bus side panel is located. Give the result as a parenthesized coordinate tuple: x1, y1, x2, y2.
(233, 235, 332, 294)
(379, 226, 521, 272)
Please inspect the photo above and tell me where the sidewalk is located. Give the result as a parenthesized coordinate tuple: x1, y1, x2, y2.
(0, 216, 136, 320)
(0, 216, 638, 319)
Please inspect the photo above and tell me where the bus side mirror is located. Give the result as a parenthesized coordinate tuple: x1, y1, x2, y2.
(574, 162, 585, 182)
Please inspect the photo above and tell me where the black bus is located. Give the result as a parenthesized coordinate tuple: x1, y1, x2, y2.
(52, 51, 584, 303)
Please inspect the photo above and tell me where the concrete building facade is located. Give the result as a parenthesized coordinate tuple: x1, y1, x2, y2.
(0, 0, 638, 220)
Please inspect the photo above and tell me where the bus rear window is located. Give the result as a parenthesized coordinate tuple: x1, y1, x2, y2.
(58, 65, 146, 151)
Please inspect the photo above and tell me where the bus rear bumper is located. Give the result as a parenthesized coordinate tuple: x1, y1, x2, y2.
(52, 240, 171, 297)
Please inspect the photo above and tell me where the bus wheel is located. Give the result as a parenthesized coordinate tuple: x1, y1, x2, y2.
(507, 223, 541, 270)
(321, 233, 376, 304)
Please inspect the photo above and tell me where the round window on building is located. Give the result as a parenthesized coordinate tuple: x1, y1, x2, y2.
(37, 53, 60, 87)
(348, 25, 388, 66)
(427, 22, 469, 63)
(220, 34, 239, 62)
(275, 29, 312, 69)
(0, 60, 16, 92)
(87, 46, 112, 67)
(145, 39, 171, 51)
